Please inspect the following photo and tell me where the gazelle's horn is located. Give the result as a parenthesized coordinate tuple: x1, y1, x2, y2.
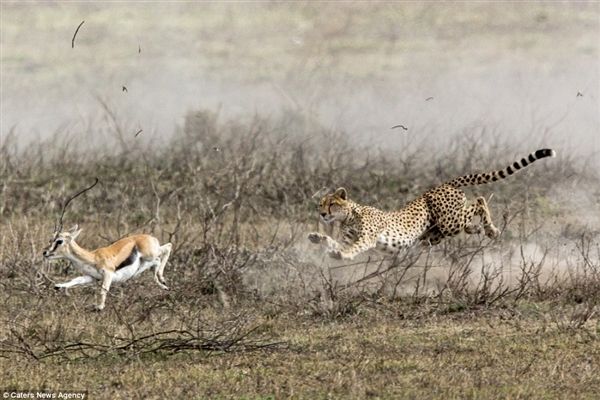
(55, 178, 99, 233)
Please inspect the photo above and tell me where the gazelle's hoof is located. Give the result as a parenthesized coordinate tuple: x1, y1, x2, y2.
(155, 277, 169, 290)
(87, 304, 104, 312)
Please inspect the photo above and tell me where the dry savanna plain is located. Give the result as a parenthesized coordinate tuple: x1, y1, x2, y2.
(1, 3, 600, 399)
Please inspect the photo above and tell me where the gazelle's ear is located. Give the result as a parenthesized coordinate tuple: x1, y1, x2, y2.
(334, 187, 347, 200)
(69, 225, 82, 240)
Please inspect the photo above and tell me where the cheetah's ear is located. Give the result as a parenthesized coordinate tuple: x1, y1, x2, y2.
(334, 187, 347, 200)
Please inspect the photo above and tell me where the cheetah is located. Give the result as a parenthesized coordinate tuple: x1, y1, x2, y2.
(308, 149, 555, 260)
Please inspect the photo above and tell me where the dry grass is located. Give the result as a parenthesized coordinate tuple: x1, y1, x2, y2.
(2, 311, 600, 399)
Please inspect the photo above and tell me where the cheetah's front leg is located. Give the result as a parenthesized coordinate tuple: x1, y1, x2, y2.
(307, 232, 345, 258)
(308, 232, 341, 250)
(308, 232, 373, 260)
(329, 241, 373, 260)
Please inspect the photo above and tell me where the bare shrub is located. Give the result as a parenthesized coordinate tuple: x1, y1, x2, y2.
(1, 106, 599, 357)
(0, 311, 285, 361)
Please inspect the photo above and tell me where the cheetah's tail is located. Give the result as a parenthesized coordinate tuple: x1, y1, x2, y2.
(446, 149, 556, 188)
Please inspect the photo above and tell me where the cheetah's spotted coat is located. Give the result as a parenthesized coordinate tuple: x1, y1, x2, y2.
(308, 149, 555, 260)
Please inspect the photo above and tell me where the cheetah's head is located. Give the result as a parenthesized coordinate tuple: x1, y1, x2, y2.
(317, 187, 351, 224)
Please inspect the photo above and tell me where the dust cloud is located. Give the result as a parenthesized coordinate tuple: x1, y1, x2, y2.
(1, 3, 598, 160)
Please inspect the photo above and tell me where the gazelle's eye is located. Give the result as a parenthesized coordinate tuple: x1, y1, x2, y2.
(55, 239, 64, 246)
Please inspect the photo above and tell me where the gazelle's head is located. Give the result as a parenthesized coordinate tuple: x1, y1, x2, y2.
(42, 225, 82, 260)
(317, 187, 351, 224)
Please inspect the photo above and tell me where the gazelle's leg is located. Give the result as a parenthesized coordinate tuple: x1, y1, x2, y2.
(55, 275, 95, 289)
(136, 262, 153, 275)
(95, 270, 114, 311)
(154, 243, 172, 290)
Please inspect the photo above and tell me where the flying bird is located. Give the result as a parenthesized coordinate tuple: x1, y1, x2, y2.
(577, 91, 583, 97)
(391, 124, 408, 131)
(425, 97, 434, 101)
(71, 20, 85, 48)
(122, 86, 128, 92)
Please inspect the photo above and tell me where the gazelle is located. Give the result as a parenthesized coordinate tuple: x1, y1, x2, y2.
(43, 225, 172, 311)
(43, 179, 172, 311)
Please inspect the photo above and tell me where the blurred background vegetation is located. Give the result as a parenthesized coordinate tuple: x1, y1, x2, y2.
(2, 2, 598, 153)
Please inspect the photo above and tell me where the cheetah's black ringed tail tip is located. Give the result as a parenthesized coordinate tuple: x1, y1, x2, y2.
(447, 148, 556, 188)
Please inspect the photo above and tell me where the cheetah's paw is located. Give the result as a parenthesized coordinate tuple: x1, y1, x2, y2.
(328, 250, 342, 260)
(308, 232, 325, 244)
(485, 226, 500, 239)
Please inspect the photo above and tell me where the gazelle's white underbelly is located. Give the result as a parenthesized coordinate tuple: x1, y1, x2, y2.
(73, 253, 155, 283)
(114, 261, 155, 283)
(76, 264, 103, 280)
(113, 257, 141, 282)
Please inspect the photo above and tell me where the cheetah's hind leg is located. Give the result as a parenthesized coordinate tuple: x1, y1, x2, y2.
(420, 226, 444, 246)
(464, 196, 500, 239)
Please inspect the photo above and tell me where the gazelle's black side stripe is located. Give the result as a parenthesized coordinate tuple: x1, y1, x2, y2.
(447, 149, 555, 188)
(116, 246, 139, 271)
